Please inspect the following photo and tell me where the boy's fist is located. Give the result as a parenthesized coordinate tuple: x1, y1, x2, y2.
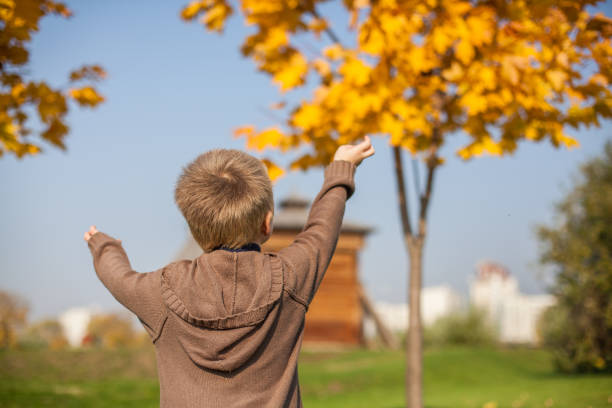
(84, 225, 99, 242)
(333, 136, 375, 167)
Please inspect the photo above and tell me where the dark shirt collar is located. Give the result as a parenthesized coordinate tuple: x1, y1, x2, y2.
(213, 243, 261, 253)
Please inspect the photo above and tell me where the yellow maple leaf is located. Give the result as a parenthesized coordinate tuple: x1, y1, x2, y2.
(340, 57, 371, 86)
(273, 52, 308, 91)
(69, 65, 107, 82)
(442, 0, 472, 16)
(69, 87, 105, 107)
(457, 136, 502, 159)
(546, 70, 567, 91)
(323, 44, 344, 60)
(460, 91, 487, 115)
(308, 17, 327, 35)
(456, 39, 474, 64)
(0, 0, 15, 21)
(432, 28, 452, 54)
(312, 58, 331, 78)
(501, 59, 519, 85)
(384, 116, 406, 145)
(246, 127, 285, 151)
(480, 66, 496, 90)
(263, 26, 289, 50)
(181, 0, 207, 20)
(466, 12, 493, 46)
(261, 158, 284, 181)
(233, 125, 255, 138)
(292, 104, 323, 131)
(202, 2, 232, 32)
(358, 21, 385, 55)
(442, 62, 463, 81)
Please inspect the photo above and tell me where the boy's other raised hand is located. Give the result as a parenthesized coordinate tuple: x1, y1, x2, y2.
(84, 225, 99, 242)
(333, 135, 375, 167)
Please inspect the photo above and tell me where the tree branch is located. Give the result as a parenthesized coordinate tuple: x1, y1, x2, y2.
(418, 152, 439, 238)
(310, 7, 342, 44)
(393, 145, 414, 239)
(257, 105, 287, 124)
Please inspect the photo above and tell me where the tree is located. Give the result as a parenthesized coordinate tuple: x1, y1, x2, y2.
(181, 0, 612, 406)
(86, 313, 136, 349)
(0, 289, 28, 349)
(0, 0, 105, 158)
(537, 142, 612, 373)
(21, 318, 68, 350)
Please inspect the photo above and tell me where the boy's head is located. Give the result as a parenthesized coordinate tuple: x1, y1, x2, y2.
(175, 149, 273, 252)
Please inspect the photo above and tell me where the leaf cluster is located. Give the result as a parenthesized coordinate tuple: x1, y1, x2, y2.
(182, 0, 612, 178)
(0, 0, 105, 158)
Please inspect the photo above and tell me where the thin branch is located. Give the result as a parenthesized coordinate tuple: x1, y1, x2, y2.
(292, 36, 323, 59)
(310, 7, 342, 44)
(257, 105, 287, 124)
(393, 146, 414, 239)
(418, 152, 439, 238)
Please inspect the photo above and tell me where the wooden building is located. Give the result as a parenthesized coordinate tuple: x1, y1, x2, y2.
(175, 193, 373, 346)
(263, 194, 372, 345)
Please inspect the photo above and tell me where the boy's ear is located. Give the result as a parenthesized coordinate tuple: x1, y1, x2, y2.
(262, 211, 273, 237)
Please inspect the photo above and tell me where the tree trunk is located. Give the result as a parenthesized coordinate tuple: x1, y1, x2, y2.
(407, 240, 424, 408)
(393, 145, 437, 408)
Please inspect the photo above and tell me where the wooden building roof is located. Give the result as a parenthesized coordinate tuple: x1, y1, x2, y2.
(273, 193, 373, 234)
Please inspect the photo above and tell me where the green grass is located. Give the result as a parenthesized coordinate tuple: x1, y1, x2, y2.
(1, 346, 610, 407)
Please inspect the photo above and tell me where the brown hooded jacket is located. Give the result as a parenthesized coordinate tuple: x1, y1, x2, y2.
(87, 160, 355, 407)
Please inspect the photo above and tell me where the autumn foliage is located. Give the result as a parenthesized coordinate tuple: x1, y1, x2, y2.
(86, 313, 140, 349)
(0, 289, 28, 349)
(182, 0, 611, 177)
(0, 0, 105, 158)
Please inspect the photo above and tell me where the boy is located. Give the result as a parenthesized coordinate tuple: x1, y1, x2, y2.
(84, 137, 374, 407)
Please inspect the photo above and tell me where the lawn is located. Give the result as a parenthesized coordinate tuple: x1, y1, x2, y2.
(0, 346, 610, 407)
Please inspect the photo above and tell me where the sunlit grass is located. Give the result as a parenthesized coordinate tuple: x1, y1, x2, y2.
(1, 346, 610, 407)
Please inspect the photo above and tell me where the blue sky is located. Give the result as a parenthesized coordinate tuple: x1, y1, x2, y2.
(1, 0, 611, 320)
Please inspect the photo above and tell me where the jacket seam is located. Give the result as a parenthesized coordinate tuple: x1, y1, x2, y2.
(152, 314, 168, 344)
(283, 287, 308, 311)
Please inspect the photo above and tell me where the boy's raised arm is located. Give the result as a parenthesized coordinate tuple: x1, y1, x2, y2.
(85, 227, 166, 340)
(278, 137, 375, 307)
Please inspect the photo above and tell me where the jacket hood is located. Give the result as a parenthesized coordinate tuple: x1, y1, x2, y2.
(161, 250, 283, 373)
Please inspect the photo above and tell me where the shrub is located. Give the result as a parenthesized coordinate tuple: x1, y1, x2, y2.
(424, 307, 497, 347)
(537, 304, 611, 373)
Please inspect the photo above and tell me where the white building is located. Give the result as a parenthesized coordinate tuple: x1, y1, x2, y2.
(58, 307, 97, 347)
(367, 262, 554, 345)
(367, 285, 462, 336)
(470, 260, 555, 344)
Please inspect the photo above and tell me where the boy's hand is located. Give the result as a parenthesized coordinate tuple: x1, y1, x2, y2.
(333, 136, 375, 167)
(84, 225, 99, 242)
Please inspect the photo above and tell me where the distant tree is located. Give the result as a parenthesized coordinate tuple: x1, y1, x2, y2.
(537, 142, 612, 373)
(182, 0, 612, 405)
(20, 318, 68, 350)
(86, 313, 136, 349)
(0, 0, 105, 158)
(0, 289, 28, 349)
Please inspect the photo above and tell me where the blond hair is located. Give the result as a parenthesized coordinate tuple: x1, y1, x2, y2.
(175, 149, 273, 252)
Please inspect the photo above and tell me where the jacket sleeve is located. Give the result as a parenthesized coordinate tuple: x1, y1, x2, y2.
(87, 232, 167, 340)
(278, 160, 355, 307)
